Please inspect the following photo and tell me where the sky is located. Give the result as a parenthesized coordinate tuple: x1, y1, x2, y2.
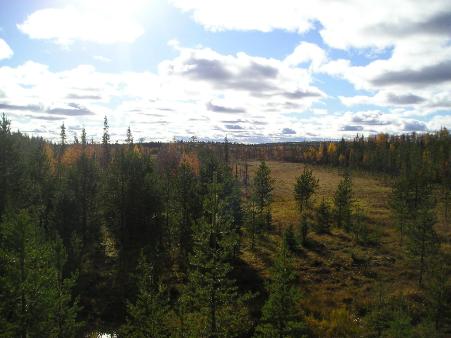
(0, 0, 450, 143)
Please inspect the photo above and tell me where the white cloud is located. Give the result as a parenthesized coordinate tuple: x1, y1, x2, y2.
(18, 5, 145, 45)
(93, 55, 112, 63)
(284, 42, 327, 70)
(0, 38, 13, 60)
(170, 0, 451, 50)
(0, 44, 328, 142)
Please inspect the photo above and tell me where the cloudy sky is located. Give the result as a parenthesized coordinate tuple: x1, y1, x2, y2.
(0, 0, 450, 143)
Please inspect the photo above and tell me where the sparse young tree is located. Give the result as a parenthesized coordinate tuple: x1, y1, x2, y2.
(404, 176, 439, 287)
(351, 204, 370, 245)
(299, 214, 309, 246)
(424, 257, 450, 330)
(294, 167, 319, 215)
(283, 225, 297, 252)
(252, 161, 274, 229)
(314, 198, 331, 234)
(389, 175, 410, 246)
(333, 171, 353, 231)
(255, 240, 306, 337)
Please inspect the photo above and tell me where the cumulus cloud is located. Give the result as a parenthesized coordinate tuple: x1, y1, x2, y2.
(284, 42, 327, 70)
(281, 128, 296, 134)
(403, 120, 427, 131)
(170, 0, 451, 49)
(0, 43, 328, 142)
(207, 102, 245, 113)
(170, 0, 451, 121)
(341, 125, 364, 131)
(18, 5, 144, 45)
(371, 61, 451, 87)
(385, 93, 426, 105)
(0, 38, 13, 60)
(350, 111, 391, 126)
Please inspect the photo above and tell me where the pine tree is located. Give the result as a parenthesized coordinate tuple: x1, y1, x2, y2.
(314, 198, 331, 234)
(255, 241, 307, 337)
(252, 161, 274, 229)
(60, 123, 66, 157)
(81, 127, 87, 147)
(424, 257, 450, 330)
(0, 113, 16, 218)
(389, 174, 410, 246)
(174, 160, 202, 271)
(293, 167, 319, 215)
(351, 204, 370, 245)
(383, 307, 413, 338)
(180, 173, 250, 337)
(126, 126, 133, 145)
(244, 197, 258, 250)
(224, 135, 229, 165)
(0, 210, 82, 337)
(282, 225, 297, 252)
(101, 116, 110, 167)
(333, 171, 353, 231)
(405, 177, 439, 287)
(299, 214, 309, 247)
(120, 252, 170, 337)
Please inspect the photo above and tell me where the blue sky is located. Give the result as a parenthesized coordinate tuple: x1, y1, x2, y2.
(0, 0, 450, 142)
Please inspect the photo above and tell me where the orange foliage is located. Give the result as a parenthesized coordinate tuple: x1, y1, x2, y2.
(327, 143, 337, 155)
(61, 145, 82, 166)
(375, 133, 386, 144)
(179, 151, 200, 176)
(43, 144, 57, 174)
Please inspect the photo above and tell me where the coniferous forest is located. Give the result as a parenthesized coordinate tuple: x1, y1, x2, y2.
(0, 113, 450, 337)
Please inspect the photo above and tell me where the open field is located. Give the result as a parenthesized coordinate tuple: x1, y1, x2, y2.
(240, 161, 451, 325)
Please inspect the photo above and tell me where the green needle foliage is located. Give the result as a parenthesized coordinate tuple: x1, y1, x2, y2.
(0, 210, 82, 338)
(294, 167, 319, 215)
(120, 252, 170, 338)
(252, 161, 274, 229)
(180, 173, 251, 337)
(255, 241, 307, 338)
(333, 171, 353, 231)
(314, 198, 331, 234)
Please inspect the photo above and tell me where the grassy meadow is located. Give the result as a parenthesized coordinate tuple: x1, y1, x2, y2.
(240, 161, 451, 331)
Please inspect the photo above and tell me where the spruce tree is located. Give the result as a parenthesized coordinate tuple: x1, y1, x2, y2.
(126, 126, 133, 145)
(120, 252, 170, 337)
(255, 241, 306, 338)
(180, 173, 250, 337)
(314, 198, 331, 234)
(0, 210, 82, 337)
(60, 122, 66, 155)
(389, 174, 410, 246)
(252, 161, 274, 229)
(333, 171, 353, 231)
(101, 116, 110, 167)
(424, 257, 450, 330)
(405, 178, 438, 287)
(299, 214, 309, 247)
(282, 225, 297, 252)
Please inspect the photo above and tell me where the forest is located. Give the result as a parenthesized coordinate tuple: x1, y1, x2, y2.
(0, 113, 450, 337)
